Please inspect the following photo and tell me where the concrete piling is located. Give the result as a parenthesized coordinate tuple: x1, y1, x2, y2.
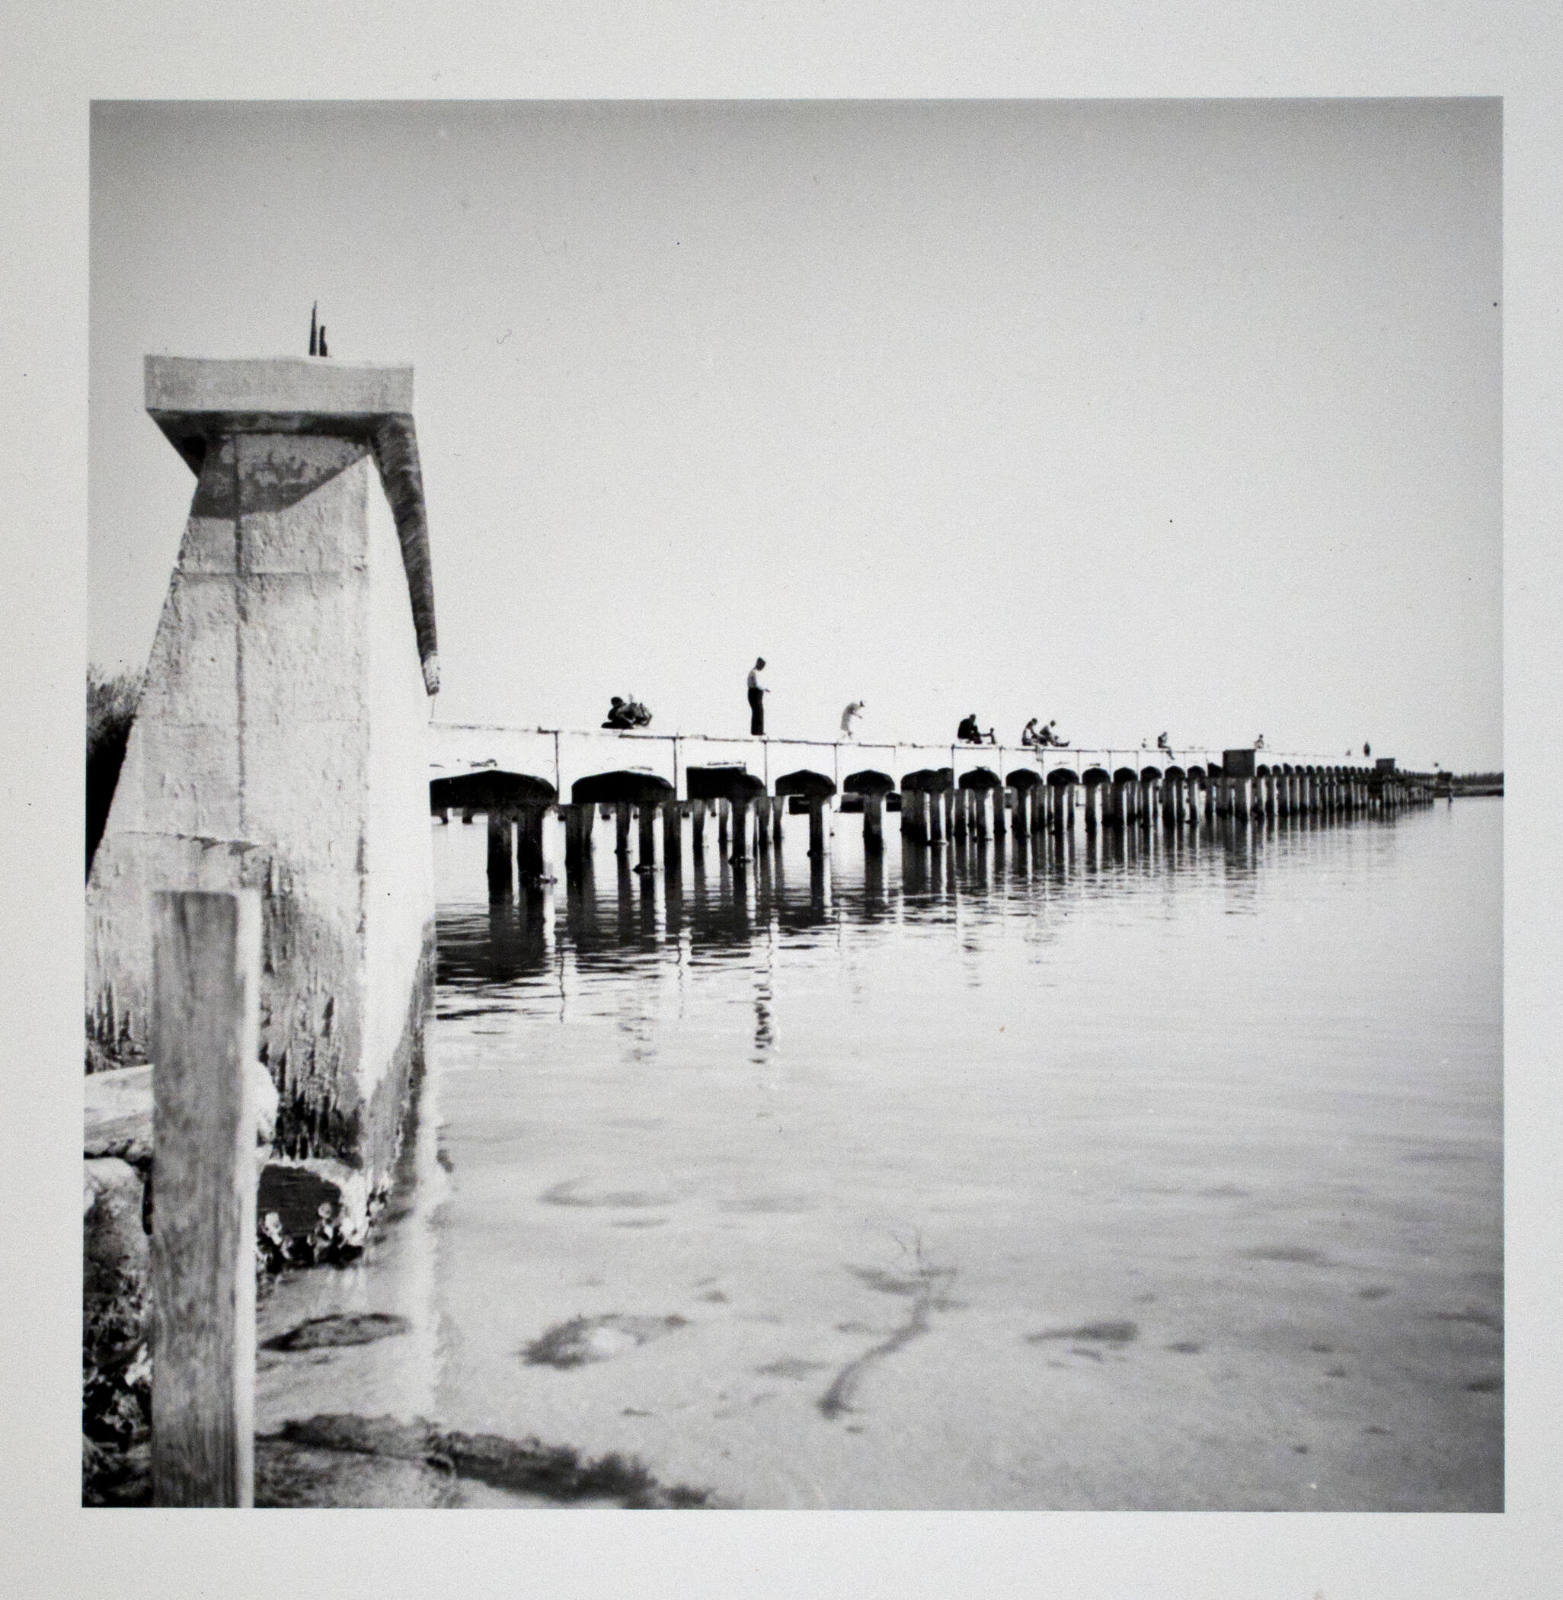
(863, 792, 885, 853)
(487, 811, 514, 900)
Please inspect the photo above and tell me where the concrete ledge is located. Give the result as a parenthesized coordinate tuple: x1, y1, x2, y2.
(147, 355, 412, 422)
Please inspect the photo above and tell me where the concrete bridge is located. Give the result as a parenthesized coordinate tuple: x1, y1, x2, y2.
(429, 722, 1435, 896)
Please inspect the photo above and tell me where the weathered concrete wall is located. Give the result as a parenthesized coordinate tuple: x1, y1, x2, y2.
(87, 358, 436, 1197)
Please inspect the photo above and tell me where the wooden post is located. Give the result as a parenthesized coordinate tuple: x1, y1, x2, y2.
(691, 797, 707, 855)
(718, 798, 730, 852)
(486, 810, 514, 899)
(863, 791, 885, 854)
(615, 801, 632, 856)
(755, 792, 772, 849)
(927, 785, 945, 844)
(730, 796, 751, 861)
(150, 889, 260, 1508)
(770, 795, 785, 847)
(973, 788, 991, 841)
(992, 786, 1008, 839)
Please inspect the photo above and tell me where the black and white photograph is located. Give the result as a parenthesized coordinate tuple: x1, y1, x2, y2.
(5, 3, 1560, 1592)
(82, 97, 1502, 1513)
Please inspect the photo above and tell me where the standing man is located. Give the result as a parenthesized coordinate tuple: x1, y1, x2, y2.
(748, 658, 768, 736)
(840, 700, 865, 740)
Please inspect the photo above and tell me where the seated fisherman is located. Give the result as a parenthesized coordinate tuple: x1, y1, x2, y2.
(602, 696, 636, 730)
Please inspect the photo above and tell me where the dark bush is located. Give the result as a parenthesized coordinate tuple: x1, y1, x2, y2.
(86, 667, 141, 877)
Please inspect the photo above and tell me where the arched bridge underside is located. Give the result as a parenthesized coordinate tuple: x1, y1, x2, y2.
(431, 724, 1436, 897)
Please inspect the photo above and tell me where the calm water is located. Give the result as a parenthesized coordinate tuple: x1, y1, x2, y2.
(258, 799, 1502, 1510)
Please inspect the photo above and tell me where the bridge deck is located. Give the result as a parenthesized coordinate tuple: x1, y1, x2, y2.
(429, 723, 1369, 803)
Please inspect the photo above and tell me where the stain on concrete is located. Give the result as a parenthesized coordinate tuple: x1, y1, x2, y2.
(1241, 1244, 1334, 1265)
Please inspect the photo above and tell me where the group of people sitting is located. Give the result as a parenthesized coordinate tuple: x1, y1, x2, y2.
(601, 695, 653, 730)
(956, 715, 1071, 748)
(1020, 718, 1069, 748)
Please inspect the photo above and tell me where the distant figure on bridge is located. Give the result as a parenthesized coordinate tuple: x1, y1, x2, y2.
(1254, 734, 1265, 749)
(1021, 717, 1042, 746)
(957, 713, 995, 745)
(748, 658, 768, 736)
(840, 701, 865, 740)
(1363, 741, 1372, 758)
(1044, 721, 1069, 748)
(603, 695, 651, 730)
(1157, 731, 1174, 757)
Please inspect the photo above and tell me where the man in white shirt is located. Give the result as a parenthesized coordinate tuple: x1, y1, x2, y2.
(840, 701, 865, 740)
(747, 658, 767, 735)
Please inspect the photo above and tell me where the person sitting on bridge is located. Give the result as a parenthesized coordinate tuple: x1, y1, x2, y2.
(1045, 720, 1070, 748)
(1254, 733, 1265, 749)
(602, 696, 636, 730)
(1021, 717, 1042, 746)
(1157, 731, 1174, 757)
(623, 696, 652, 727)
(957, 713, 995, 745)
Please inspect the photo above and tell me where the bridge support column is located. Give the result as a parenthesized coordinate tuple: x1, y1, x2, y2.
(926, 788, 944, 845)
(863, 792, 885, 853)
(731, 796, 752, 862)
(718, 798, 731, 853)
(615, 801, 632, 856)
(972, 790, 990, 842)
(516, 804, 556, 883)
(755, 794, 771, 850)
(565, 802, 593, 870)
(993, 786, 1008, 839)
(690, 797, 707, 856)
(770, 795, 785, 846)
(637, 802, 658, 867)
(487, 811, 515, 900)
(661, 800, 682, 872)
(807, 797, 829, 858)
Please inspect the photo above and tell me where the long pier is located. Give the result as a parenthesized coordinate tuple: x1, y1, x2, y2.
(429, 724, 1436, 896)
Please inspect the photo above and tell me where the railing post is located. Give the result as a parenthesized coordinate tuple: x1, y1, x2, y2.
(150, 888, 260, 1508)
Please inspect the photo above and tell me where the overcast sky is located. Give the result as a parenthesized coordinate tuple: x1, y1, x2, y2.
(90, 99, 1501, 768)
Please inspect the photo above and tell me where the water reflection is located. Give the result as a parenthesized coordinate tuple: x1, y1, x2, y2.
(437, 810, 1386, 1001)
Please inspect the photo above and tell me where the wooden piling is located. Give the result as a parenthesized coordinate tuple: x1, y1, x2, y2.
(615, 801, 632, 856)
(771, 795, 785, 847)
(718, 798, 731, 852)
(691, 797, 707, 855)
(150, 889, 260, 1508)
(755, 793, 772, 849)
(730, 796, 751, 861)
(927, 786, 945, 844)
